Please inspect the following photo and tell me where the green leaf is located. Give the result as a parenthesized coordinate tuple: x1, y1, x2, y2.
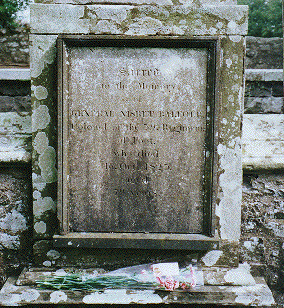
(237, 0, 282, 37)
(0, 0, 29, 30)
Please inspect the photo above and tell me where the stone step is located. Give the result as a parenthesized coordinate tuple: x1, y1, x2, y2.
(0, 273, 275, 306)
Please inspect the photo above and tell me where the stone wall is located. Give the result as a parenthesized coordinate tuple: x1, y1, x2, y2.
(0, 72, 32, 281)
(0, 80, 30, 112)
(0, 167, 32, 279)
(245, 69, 283, 113)
(240, 68, 284, 303)
(241, 174, 284, 287)
(246, 37, 283, 69)
(0, 27, 29, 67)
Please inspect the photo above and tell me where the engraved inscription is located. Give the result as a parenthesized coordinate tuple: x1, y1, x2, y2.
(66, 47, 208, 233)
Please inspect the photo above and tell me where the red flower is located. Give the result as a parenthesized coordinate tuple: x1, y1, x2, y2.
(164, 276, 179, 291)
(180, 282, 188, 290)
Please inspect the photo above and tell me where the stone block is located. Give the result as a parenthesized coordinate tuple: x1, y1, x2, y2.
(245, 96, 283, 114)
(266, 219, 284, 238)
(240, 236, 265, 265)
(0, 112, 31, 163)
(0, 69, 30, 81)
(30, 32, 246, 265)
(0, 81, 30, 96)
(30, 35, 58, 239)
(0, 167, 32, 252)
(245, 81, 283, 98)
(216, 36, 245, 243)
(30, 4, 89, 34)
(246, 37, 283, 69)
(30, 4, 248, 36)
(0, 96, 31, 113)
(29, 2, 247, 268)
(33, 242, 199, 269)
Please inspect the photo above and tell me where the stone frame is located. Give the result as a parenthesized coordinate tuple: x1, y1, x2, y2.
(55, 35, 219, 250)
(30, 3, 247, 267)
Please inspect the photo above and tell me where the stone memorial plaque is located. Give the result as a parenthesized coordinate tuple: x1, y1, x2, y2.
(58, 37, 217, 236)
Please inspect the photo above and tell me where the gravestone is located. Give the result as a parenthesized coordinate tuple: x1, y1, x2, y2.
(29, 0, 248, 259)
(0, 0, 275, 306)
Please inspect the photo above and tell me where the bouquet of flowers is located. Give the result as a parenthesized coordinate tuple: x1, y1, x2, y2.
(36, 262, 203, 291)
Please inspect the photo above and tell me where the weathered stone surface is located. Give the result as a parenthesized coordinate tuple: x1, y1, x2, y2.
(242, 174, 284, 235)
(2, 35, 282, 72)
(30, 4, 248, 35)
(266, 219, 284, 238)
(203, 264, 256, 286)
(246, 36, 283, 69)
(0, 168, 32, 249)
(33, 241, 199, 268)
(200, 241, 239, 268)
(243, 114, 284, 170)
(15, 265, 261, 287)
(215, 36, 245, 243)
(53, 233, 219, 251)
(244, 70, 283, 114)
(240, 236, 265, 265)
(16, 267, 107, 286)
(263, 238, 282, 287)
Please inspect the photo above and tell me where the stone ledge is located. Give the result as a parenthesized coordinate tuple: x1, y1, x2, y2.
(0, 68, 30, 81)
(245, 69, 283, 82)
(53, 232, 219, 250)
(0, 274, 274, 306)
(242, 114, 284, 171)
(0, 149, 31, 163)
(34, 0, 238, 5)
